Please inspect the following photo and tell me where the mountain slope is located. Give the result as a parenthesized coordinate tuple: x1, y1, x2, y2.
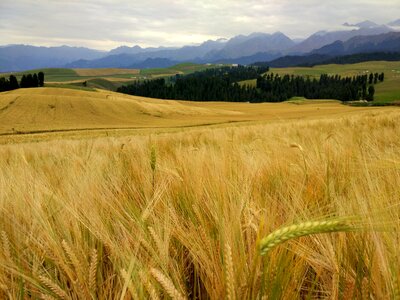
(205, 32, 294, 60)
(0, 45, 105, 72)
(290, 26, 394, 53)
(312, 32, 400, 55)
(108, 45, 177, 56)
(388, 19, 400, 27)
(343, 20, 379, 28)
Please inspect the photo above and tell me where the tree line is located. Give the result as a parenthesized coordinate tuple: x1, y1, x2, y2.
(117, 66, 268, 102)
(177, 65, 270, 82)
(117, 66, 384, 102)
(0, 72, 45, 92)
(256, 72, 384, 102)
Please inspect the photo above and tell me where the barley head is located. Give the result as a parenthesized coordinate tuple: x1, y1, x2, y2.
(259, 218, 357, 256)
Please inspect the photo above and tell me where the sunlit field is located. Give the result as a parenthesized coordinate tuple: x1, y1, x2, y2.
(0, 87, 387, 144)
(0, 105, 399, 298)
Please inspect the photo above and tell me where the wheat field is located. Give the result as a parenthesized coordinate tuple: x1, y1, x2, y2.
(0, 87, 387, 144)
(0, 105, 399, 299)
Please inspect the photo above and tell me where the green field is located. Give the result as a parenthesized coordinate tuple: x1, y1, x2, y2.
(240, 61, 400, 103)
(0, 63, 221, 91)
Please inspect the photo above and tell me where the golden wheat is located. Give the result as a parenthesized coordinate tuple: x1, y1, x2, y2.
(151, 268, 186, 300)
(0, 109, 399, 298)
(39, 276, 69, 300)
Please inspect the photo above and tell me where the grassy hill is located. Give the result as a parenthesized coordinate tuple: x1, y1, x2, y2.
(0, 63, 221, 91)
(241, 61, 400, 103)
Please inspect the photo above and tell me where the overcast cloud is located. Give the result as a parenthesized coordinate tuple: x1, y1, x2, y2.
(0, 0, 399, 50)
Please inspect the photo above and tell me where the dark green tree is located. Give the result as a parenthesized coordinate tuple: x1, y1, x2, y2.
(9, 75, 19, 90)
(26, 74, 34, 87)
(0, 77, 7, 92)
(38, 72, 45, 87)
(369, 73, 374, 84)
(33, 73, 39, 87)
(366, 85, 375, 101)
(20, 75, 27, 88)
(374, 73, 378, 84)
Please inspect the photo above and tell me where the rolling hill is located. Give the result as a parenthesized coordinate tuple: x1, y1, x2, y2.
(0, 87, 244, 135)
(0, 85, 391, 143)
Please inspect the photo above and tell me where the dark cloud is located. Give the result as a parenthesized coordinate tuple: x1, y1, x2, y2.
(1, 0, 399, 50)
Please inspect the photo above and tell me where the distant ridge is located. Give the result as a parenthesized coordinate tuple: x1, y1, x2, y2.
(343, 20, 379, 28)
(254, 52, 400, 68)
(312, 32, 400, 55)
(1, 20, 399, 72)
(388, 19, 400, 26)
(289, 25, 393, 53)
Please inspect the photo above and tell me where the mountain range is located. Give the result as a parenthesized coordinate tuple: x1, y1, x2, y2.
(1, 20, 399, 72)
(0, 45, 105, 72)
(311, 32, 400, 56)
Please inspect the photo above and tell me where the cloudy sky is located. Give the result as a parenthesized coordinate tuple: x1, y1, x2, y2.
(1, 0, 399, 50)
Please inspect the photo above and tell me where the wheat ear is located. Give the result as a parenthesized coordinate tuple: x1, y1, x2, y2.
(88, 248, 98, 292)
(61, 240, 84, 277)
(39, 276, 69, 300)
(150, 268, 186, 300)
(224, 243, 236, 300)
(1, 231, 12, 261)
(40, 294, 57, 300)
(259, 218, 358, 255)
(62, 240, 91, 298)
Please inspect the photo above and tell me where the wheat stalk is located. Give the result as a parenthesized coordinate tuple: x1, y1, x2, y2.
(150, 268, 186, 300)
(150, 145, 157, 173)
(393, 275, 400, 300)
(259, 218, 359, 255)
(141, 272, 160, 300)
(150, 145, 157, 193)
(120, 268, 140, 300)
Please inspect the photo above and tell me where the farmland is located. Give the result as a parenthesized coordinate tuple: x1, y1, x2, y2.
(0, 62, 399, 298)
(0, 63, 221, 92)
(0, 87, 389, 144)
